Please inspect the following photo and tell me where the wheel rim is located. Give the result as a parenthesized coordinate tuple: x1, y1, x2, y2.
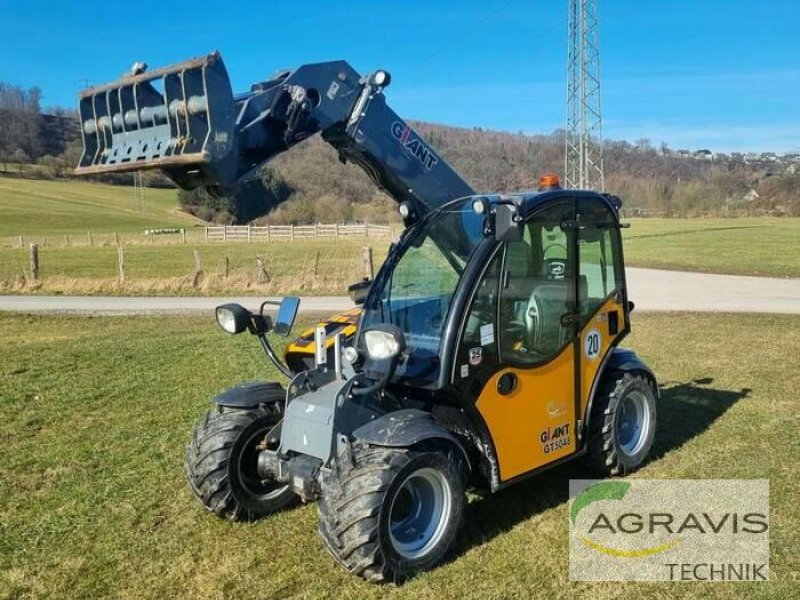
(615, 390, 651, 456)
(388, 467, 452, 560)
(236, 426, 288, 501)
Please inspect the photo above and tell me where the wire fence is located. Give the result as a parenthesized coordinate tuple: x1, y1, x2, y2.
(0, 238, 387, 295)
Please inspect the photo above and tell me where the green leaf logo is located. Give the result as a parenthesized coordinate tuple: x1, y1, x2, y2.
(571, 481, 631, 525)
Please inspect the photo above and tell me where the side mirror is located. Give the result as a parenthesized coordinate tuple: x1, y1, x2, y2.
(347, 278, 372, 305)
(494, 203, 523, 242)
(273, 296, 300, 336)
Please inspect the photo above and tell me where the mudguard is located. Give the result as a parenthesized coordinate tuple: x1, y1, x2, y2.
(213, 381, 285, 408)
(352, 408, 471, 471)
(581, 347, 659, 444)
(605, 348, 659, 396)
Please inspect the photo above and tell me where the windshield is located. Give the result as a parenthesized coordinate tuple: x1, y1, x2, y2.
(361, 199, 484, 358)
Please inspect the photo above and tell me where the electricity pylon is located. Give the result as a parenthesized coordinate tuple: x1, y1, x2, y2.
(565, 0, 604, 191)
(133, 171, 145, 212)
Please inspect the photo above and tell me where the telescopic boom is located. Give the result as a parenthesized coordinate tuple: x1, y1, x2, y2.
(75, 52, 474, 217)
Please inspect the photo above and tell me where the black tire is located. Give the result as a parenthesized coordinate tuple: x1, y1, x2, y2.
(185, 401, 295, 521)
(585, 372, 657, 476)
(318, 443, 465, 583)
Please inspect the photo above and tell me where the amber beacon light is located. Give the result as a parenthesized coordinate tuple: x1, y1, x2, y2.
(538, 173, 561, 190)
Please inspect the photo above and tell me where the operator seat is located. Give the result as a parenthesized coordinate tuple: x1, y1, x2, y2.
(524, 272, 587, 358)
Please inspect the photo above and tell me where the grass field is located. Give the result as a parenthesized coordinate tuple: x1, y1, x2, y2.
(0, 178, 798, 295)
(0, 312, 797, 598)
(624, 217, 800, 278)
(0, 177, 198, 236)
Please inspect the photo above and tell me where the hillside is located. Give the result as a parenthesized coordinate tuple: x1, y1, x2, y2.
(2, 110, 798, 225)
(0, 177, 200, 236)
(263, 121, 800, 222)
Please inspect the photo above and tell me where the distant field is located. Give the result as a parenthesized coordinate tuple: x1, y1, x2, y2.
(0, 218, 796, 296)
(0, 176, 199, 236)
(624, 217, 799, 278)
(0, 178, 797, 293)
(0, 312, 797, 597)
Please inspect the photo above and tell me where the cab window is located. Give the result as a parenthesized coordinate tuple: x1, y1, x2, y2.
(454, 250, 502, 395)
(498, 201, 575, 365)
(577, 198, 623, 318)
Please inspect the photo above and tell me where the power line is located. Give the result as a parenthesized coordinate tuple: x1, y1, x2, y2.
(416, 0, 522, 72)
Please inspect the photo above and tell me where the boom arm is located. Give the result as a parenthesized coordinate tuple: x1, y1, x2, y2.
(75, 52, 474, 217)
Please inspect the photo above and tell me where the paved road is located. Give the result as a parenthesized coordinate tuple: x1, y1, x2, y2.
(1, 268, 799, 315)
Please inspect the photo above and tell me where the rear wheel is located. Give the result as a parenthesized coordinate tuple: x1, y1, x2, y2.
(318, 443, 465, 583)
(585, 372, 657, 476)
(185, 401, 295, 521)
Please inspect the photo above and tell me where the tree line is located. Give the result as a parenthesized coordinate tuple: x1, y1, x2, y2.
(1, 79, 797, 221)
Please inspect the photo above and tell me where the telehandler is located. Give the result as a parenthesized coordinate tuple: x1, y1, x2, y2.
(75, 52, 658, 582)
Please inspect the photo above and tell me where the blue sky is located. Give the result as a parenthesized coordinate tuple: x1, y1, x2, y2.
(1, 0, 798, 152)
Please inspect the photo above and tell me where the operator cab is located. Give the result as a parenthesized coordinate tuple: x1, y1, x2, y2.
(357, 187, 627, 396)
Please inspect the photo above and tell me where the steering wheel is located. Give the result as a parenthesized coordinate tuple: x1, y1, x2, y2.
(543, 242, 567, 257)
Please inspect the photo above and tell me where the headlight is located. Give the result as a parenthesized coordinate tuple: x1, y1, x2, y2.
(370, 69, 391, 87)
(472, 197, 489, 215)
(215, 303, 251, 334)
(363, 325, 406, 360)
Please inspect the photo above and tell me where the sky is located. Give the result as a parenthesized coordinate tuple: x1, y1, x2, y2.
(1, 0, 798, 153)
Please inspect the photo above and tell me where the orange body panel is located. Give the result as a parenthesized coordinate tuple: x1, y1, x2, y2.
(578, 297, 626, 418)
(476, 295, 625, 482)
(476, 346, 576, 481)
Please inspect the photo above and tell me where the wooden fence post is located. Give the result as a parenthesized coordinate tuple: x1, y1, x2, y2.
(335, 223, 339, 241)
(224, 256, 230, 280)
(193, 249, 203, 287)
(19, 235, 24, 248)
(267, 225, 271, 242)
(223, 226, 227, 243)
(313, 251, 321, 276)
(117, 245, 125, 283)
(362, 245, 374, 280)
(256, 255, 269, 283)
(29, 244, 39, 280)
(365, 223, 370, 238)
(181, 228, 186, 244)
(290, 225, 294, 241)
(247, 225, 252, 242)
(205, 226, 209, 243)
(87, 231, 93, 246)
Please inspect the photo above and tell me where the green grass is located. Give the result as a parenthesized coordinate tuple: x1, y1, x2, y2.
(0, 177, 797, 291)
(623, 217, 800, 277)
(0, 312, 797, 598)
(0, 217, 796, 297)
(0, 177, 199, 236)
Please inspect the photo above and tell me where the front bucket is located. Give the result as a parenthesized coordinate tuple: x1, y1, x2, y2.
(75, 52, 235, 188)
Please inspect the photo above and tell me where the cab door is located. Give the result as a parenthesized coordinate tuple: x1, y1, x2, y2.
(575, 197, 628, 424)
(455, 200, 580, 482)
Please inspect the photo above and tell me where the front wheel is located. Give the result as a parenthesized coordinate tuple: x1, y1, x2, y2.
(318, 444, 465, 583)
(185, 402, 295, 521)
(585, 372, 657, 476)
